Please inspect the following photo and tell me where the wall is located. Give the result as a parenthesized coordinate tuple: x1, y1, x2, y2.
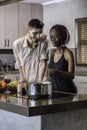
(43, 0, 87, 71)
(43, 0, 87, 48)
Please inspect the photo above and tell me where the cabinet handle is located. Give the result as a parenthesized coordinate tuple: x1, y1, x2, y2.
(4, 39, 9, 46)
(8, 39, 9, 46)
(4, 39, 6, 46)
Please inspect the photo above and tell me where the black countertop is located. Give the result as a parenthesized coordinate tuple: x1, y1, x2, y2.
(0, 93, 87, 117)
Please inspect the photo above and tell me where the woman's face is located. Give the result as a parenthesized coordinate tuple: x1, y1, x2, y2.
(50, 29, 60, 47)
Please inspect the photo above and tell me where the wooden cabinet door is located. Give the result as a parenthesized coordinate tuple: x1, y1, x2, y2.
(0, 6, 5, 49)
(31, 4, 43, 21)
(5, 3, 18, 49)
(18, 3, 31, 38)
(18, 3, 43, 38)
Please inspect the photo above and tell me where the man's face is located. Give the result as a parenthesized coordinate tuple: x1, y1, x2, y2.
(28, 27, 43, 43)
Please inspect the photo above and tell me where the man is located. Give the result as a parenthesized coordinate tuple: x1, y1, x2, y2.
(13, 18, 49, 83)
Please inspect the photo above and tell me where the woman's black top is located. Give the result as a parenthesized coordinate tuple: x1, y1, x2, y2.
(48, 48, 77, 98)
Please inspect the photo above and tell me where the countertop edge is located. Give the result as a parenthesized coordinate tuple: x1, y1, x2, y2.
(28, 100, 87, 116)
(0, 94, 87, 117)
(1, 98, 87, 117)
(0, 101, 28, 116)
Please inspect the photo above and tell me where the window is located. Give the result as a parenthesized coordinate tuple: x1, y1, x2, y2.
(75, 18, 87, 66)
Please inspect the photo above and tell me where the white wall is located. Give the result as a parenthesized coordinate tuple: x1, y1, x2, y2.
(43, 0, 87, 48)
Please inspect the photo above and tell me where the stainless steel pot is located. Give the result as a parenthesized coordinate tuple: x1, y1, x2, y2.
(27, 82, 51, 99)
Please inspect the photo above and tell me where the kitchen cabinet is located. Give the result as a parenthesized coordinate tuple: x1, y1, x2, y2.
(0, 3, 43, 49)
(4, 3, 18, 49)
(74, 76, 87, 94)
(0, 3, 18, 49)
(0, 6, 5, 48)
(18, 3, 43, 37)
(31, 4, 43, 21)
(18, 3, 31, 37)
(1, 93, 87, 130)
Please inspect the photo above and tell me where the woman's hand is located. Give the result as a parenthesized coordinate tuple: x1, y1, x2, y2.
(47, 68, 56, 76)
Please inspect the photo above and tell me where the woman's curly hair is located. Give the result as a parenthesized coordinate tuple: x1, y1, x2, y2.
(50, 24, 70, 46)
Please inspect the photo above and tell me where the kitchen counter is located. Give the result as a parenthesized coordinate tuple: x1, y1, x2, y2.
(75, 71, 87, 76)
(0, 71, 19, 81)
(0, 70, 19, 75)
(0, 93, 87, 130)
(0, 93, 87, 117)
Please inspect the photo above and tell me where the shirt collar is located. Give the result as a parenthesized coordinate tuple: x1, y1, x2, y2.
(23, 34, 39, 48)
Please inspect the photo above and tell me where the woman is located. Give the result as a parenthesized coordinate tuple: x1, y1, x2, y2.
(48, 24, 77, 98)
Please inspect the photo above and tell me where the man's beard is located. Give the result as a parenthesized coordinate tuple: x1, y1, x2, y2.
(32, 38, 39, 43)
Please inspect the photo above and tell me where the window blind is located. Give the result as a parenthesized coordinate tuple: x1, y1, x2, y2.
(75, 18, 87, 66)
